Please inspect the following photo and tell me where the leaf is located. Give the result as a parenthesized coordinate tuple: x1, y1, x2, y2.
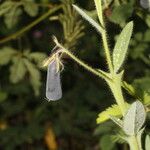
(0, 1, 14, 16)
(23, 58, 41, 96)
(145, 135, 150, 150)
(109, 115, 123, 128)
(97, 104, 122, 124)
(122, 81, 139, 99)
(99, 135, 116, 150)
(123, 101, 146, 136)
(72, 5, 104, 34)
(28, 52, 47, 66)
(0, 47, 17, 65)
(4, 6, 22, 29)
(140, 0, 150, 10)
(9, 57, 27, 83)
(109, 4, 134, 27)
(113, 21, 133, 73)
(23, 1, 39, 17)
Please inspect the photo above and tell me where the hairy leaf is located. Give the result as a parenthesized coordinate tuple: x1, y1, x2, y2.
(123, 101, 146, 136)
(97, 104, 122, 124)
(113, 21, 133, 73)
(73, 5, 104, 34)
(23, 58, 41, 96)
(0, 47, 17, 65)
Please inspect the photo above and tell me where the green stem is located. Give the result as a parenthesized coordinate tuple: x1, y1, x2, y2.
(53, 38, 111, 81)
(107, 73, 126, 115)
(0, 5, 62, 44)
(128, 136, 142, 150)
(63, 49, 111, 81)
(94, 0, 113, 73)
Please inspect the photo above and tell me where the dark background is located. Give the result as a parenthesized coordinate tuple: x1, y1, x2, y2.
(0, 0, 150, 150)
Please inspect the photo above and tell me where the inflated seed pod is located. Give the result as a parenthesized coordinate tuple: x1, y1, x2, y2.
(140, 0, 150, 9)
(46, 60, 62, 101)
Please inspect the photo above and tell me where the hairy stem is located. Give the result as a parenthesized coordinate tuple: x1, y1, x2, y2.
(63, 49, 111, 81)
(128, 136, 142, 150)
(94, 0, 113, 73)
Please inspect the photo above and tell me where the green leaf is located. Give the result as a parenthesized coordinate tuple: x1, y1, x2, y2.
(123, 101, 146, 136)
(97, 104, 122, 124)
(9, 57, 27, 83)
(0, 1, 14, 16)
(0, 47, 17, 65)
(109, 115, 123, 128)
(145, 135, 150, 150)
(4, 6, 22, 29)
(122, 81, 139, 99)
(113, 21, 133, 73)
(23, 58, 41, 96)
(23, 1, 39, 17)
(109, 4, 133, 27)
(99, 135, 116, 150)
(27, 52, 47, 66)
(73, 5, 104, 34)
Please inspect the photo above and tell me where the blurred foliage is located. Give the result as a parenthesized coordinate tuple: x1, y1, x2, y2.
(0, 0, 150, 150)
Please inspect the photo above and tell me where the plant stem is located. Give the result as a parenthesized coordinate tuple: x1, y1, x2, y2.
(63, 49, 111, 81)
(94, 0, 113, 73)
(128, 135, 142, 150)
(0, 5, 62, 44)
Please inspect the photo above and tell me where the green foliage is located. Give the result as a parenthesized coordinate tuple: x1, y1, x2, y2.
(23, 58, 41, 96)
(0, 0, 39, 29)
(58, 0, 84, 49)
(145, 135, 150, 150)
(0, 91, 8, 103)
(73, 5, 104, 34)
(0, 1, 14, 16)
(0, 0, 150, 149)
(0, 47, 46, 96)
(99, 134, 116, 150)
(0, 47, 17, 65)
(113, 21, 133, 73)
(97, 104, 122, 124)
(23, 0, 39, 17)
(109, 3, 134, 27)
(123, 101, 146, 136)
(9, 57, 27, 83)
(4, 6, 22, 29)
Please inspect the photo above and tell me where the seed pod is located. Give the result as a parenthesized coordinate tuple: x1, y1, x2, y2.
(46, 60, 62, 101)
(140, 0, 150, 9)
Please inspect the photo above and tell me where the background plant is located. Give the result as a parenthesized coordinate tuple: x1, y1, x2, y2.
(0, 0, 150, 150)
